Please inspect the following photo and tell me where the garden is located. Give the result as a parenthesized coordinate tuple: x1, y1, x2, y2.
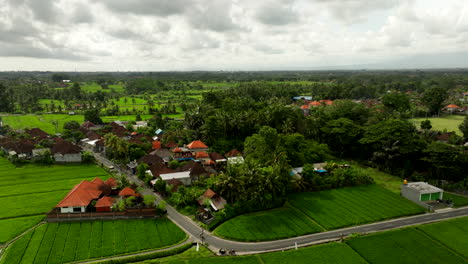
(0, 218, 187, 264)
(0, 157, 110, 243)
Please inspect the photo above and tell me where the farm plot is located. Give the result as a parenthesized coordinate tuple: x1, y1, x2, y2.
(260, 243, 367, 264)
(0, 158, 110, 243)
(288, 185, 426, 230)
(2, 114, 83, 134)
(347, 227, 466, 264)
(0, 219, 187, 264)
(214, 207, 324, 241)
(417, 217, 468, 258)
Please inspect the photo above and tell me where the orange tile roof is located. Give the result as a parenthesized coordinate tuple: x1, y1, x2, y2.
(202, 189, 216, 199)
(91, 177, 105, 185)
(95, 196, 114, 208)
(172, 147, 182, 153)
(300, 104, 309, 110)
(119, 187, 136, 197)
(445, 104, 461, 109)
(56, 180, 102, 207)
(195, 151, 209, 159)
(187, 140, 208, 149)
(225, 149, 242, 157)
(152, 141, 161, 149)
(309, 101, 321, 106)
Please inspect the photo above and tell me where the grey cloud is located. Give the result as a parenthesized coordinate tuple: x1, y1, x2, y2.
(101, 0, 190, 17)
(27, 0, 59, 23)
(254, 44, 283, 54)
(255, 1, 298, 26)
(314, 0, 399, 24)
(0, 43, 90, 60)
(71, 2, 94, 24)
(187, 0, 242, 32)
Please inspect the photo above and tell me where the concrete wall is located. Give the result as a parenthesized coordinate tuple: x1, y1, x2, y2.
(401, 184, 436, 210)
(60, 206, 86, 213)
(54, 153, 82, 163)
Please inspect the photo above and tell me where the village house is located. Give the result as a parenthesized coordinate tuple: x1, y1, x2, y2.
(0, 138, 35, 159)
(56, 178, 107, 213)
(198, 189, 227, 211)
(172, 147, 193, 161)
(159, 171, 192, 186)
(225, 149, 244, 165)
(186, 140, 209, 153)
(52, 139, 82, 162)
(401, 181, 444, 209)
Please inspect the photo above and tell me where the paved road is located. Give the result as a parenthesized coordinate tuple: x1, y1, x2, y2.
(92, 152, 468, 254)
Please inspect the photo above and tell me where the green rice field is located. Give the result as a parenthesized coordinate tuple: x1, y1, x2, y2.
(214, 207, 324, 241)
(411, 115, 464, 135)
(1, 218, 187, 264)
(0, 158, 110, 243)
(347, 223, 467, 264)
(143, 217, 468, 264)
(443, 193, 468, 208)
(214, 185, 425, 241)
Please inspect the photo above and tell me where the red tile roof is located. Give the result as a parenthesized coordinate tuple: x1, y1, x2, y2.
(152, 141, 161, 149)
(209, 152, 225, 161)
(95, 196, 114, 208)
(119, 187, 136, 197)
(56, 180, 103, 207)
(320, 99, 333, 105)
(187, 140, 208, 149)
(195, 151, 209, 159)
(300, 104, 309, 110)
(91, 177, 105, 185)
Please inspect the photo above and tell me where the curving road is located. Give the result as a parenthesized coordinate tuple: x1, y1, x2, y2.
(91, 151, 468, 255)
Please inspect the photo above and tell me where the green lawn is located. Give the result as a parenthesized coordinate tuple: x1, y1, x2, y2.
(0, 158, 110, 243)
(214, 207, 324, 241)
(410, 115, 464, 135)
(347, 226, 466, 264)
(361, 166, 403, 194)
(443, 193, 468, 208)
(288, 185, 425, 230)
(2, 114, 83, 134)
(0, 219, 187, 264)
(417, 217, 468, 258)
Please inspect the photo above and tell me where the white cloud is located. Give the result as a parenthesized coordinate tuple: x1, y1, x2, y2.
(0, 0, 467, 70)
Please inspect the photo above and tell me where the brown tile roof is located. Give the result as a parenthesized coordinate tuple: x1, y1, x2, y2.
(128, 134, 152, 145)
(119, 187, 136, 197)
(86, 131, 101, 140)
(202, 189, 216, 199)
(56, 180, 102, 207)
(187, 140, 208, 149)
(164, 141, 178, 148)
(110, 122, 129, 137)
(0, 138, 35, 154)
(95, 196, 114, 208)
(25, 128, 49, 140)
(138, 154, 164, 166)
(178, 161, 206, 176)
(149, 163, 175, 177)
(209, 152, 225, 161)
(52, 139, 82, 155)
(225, 149, 242, 157)
(81, 121, 95, 129)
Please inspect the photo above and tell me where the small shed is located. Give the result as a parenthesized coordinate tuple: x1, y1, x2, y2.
(401, 182, 443, 208)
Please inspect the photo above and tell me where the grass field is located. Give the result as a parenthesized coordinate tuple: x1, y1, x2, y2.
(417, 217, 468, 258)
(0, 157, 110, 243)
(142, 217, 468, 264)
(2, 112, 183, 134)
(347, 226, 466, 264)
(213, 207, 324, 241)
(214, 185, 425, 241)
(361, 166, 403, 194)
(443, 193, 468, 208)
(411, 115, 464, 135)
(288, 185, 425, 230)
(1, 218, 187, 264)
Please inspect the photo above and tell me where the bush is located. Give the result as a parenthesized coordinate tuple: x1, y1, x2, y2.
(82, 151, 95, 164)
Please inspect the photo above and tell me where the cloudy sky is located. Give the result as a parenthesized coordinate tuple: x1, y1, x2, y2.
(0, 0, 467, 71)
